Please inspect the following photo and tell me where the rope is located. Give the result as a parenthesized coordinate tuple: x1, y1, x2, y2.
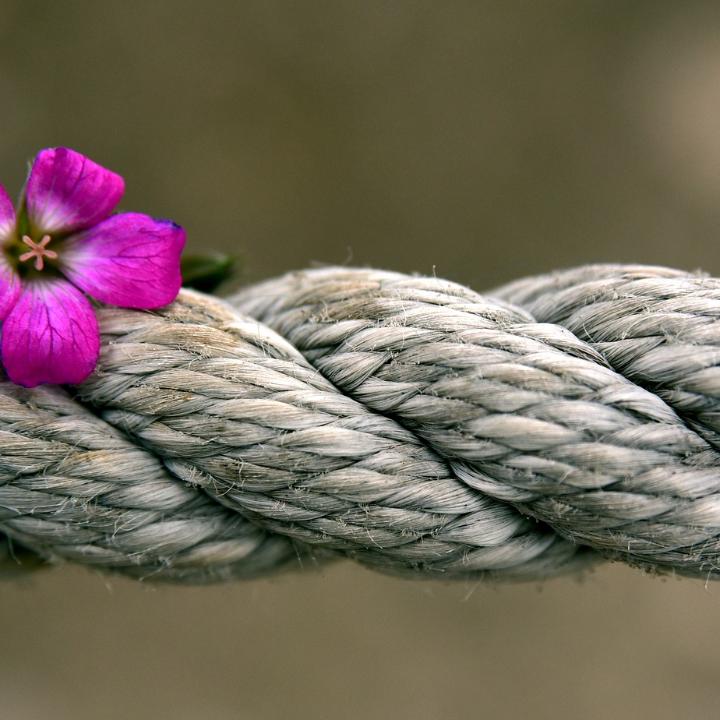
(2, 263, 720, 583)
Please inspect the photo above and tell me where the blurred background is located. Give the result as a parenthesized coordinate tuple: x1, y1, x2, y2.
(1, 1, 720, 718)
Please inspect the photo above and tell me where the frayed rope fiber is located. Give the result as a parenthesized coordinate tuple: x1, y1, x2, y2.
(2, 263, 720, 583)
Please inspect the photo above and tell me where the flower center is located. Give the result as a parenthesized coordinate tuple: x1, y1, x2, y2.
(19, 234, 58, 272)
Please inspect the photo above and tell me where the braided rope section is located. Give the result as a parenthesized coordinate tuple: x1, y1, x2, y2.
(1, 263, 720, 582)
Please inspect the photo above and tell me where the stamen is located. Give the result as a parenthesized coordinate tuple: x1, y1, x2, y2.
(19, 234, 58, 272)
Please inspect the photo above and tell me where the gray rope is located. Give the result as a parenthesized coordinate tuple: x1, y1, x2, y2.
(2, 263, 719, 582)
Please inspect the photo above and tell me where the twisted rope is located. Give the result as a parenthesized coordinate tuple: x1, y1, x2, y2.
(2, 263, 719, 582)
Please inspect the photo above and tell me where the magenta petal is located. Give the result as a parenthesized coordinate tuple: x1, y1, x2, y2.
(1, 279, 100, 387)
(0, 257, 21, 321)
(0, 185, 20, 320)
(61, 212, 185, 309)
(0, 184, 16, 243)
(25, 147, 125, 235)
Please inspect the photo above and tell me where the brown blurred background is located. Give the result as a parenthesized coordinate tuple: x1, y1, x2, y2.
(1, 1, 720, 718)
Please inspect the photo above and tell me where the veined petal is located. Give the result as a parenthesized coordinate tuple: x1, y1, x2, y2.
(0, 186, 21, 319)
(0, 184, 16, 243)
(25, 147, 124, 235)
(60, 213, 185, 308)
(1, 278, 100, 387)
(0, 256, 21, 321)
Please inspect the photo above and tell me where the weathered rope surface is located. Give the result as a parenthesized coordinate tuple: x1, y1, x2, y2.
(2, 263, 720, 583)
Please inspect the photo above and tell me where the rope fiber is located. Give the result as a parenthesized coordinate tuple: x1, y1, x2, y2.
(2, 263, 720, 582)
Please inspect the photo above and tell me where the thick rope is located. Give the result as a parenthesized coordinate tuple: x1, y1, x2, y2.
(2, 263, 720, 582)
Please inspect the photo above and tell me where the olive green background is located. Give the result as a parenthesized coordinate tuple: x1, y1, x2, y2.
(2, 2, 720, 719)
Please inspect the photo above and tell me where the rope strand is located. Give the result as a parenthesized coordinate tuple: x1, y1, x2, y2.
(2, 264, 719, 582)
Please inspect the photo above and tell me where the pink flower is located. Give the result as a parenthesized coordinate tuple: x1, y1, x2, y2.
(0, 147, 185, 387)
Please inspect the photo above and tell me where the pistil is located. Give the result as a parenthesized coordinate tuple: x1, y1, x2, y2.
(19, 234, 58, 271)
